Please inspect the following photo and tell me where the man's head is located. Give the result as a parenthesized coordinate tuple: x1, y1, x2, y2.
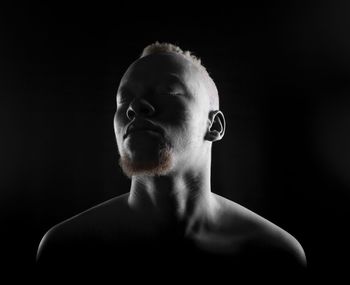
(114, 42, 225, 178)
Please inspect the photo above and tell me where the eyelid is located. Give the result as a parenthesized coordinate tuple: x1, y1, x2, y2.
(116, 96, 125, 103)
(162, 86, 184, 95)
(116, 98, 129, 108)
(117, 92, 130, 104)
(167, 92, 182, 96)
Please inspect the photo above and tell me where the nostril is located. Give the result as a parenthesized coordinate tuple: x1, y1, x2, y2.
(126, 108, 135, 120)
(127, 99, 155, 119)
(142, 103, 155, 117)
(141, 106, 153, 115)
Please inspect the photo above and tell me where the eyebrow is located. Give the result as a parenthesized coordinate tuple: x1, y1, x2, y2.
(116, 84, 135, 99)
(164, 74, 187, 89)
(117, 85, 129, 95)
(117, 73, 189, 96)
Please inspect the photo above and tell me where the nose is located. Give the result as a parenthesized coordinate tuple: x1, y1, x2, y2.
(126, 98, 155, 120)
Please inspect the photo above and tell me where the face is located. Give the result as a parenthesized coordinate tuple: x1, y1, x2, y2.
(114, 53, 211, 177)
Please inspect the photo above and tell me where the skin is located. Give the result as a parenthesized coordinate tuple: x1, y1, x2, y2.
(37, 52, 307, 281)
(114, 53, 222, 232)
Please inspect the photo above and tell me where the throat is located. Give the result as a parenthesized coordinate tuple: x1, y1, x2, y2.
(128, 176, 215, 239)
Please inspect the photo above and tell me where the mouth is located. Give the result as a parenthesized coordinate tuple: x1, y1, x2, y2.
(123, 122, 164, 139)
(125, 129, 161, 138)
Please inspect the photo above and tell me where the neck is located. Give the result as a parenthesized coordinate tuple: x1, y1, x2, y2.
(127, 156, 217, 235)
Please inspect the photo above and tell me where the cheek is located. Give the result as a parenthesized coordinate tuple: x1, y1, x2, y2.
(113, 112, 120, 134)
(114, 110, 126, 145)
(191, 115, 207, 141)
(186, 102, 208, 130)
(160, 97, 198, 130)
(177, 112, 207, 147)
(114, 107, 127, 126)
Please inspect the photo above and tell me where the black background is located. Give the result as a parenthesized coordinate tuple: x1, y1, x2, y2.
(1, 1, 350, 281)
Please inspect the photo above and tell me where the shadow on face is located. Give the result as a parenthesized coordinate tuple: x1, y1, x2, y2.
(113, 53, 215, 176)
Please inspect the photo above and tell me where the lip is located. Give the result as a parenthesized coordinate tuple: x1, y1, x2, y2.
(123, 121, 164, 139)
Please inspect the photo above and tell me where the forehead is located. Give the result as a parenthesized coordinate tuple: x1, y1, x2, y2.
(119, 53, 201, 89)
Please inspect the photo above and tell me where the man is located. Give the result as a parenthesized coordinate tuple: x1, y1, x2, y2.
(37, 42, 306, 282)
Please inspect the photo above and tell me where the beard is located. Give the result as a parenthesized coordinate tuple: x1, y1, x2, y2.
(119, 143, 173, 178)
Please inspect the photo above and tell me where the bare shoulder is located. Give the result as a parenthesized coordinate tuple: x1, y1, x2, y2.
(36, 193, 130, 261)
(212, 194, 307, 268)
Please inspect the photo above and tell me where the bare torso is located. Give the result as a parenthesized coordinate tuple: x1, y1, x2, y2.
(37, 192, 306, 283)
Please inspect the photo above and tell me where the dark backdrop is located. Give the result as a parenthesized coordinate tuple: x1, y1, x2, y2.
(1, 1, 350, 282)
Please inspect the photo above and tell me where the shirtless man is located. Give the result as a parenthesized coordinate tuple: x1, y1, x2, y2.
(37, 42, 306, 282)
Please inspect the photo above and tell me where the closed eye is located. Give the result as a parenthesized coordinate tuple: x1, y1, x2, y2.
(117, 93, 132, 105)
(117, 86, 133, 105)
(117, 97, 128, 104)
(166, 92, 182, 96)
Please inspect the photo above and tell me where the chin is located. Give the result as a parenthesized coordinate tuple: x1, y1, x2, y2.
(119, 147, 173, 178)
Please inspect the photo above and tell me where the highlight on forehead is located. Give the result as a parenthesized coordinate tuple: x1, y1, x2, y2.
(140, 42, 219, 109)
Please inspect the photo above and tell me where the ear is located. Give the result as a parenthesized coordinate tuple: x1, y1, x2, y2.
(204, 110, 226, 142)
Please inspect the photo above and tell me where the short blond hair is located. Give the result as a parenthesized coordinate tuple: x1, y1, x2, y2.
(140, 42, 219, 109)
(141, 42, 204, 71)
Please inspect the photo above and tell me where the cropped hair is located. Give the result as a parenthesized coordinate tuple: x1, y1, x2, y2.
(140, 42, 219, 109)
